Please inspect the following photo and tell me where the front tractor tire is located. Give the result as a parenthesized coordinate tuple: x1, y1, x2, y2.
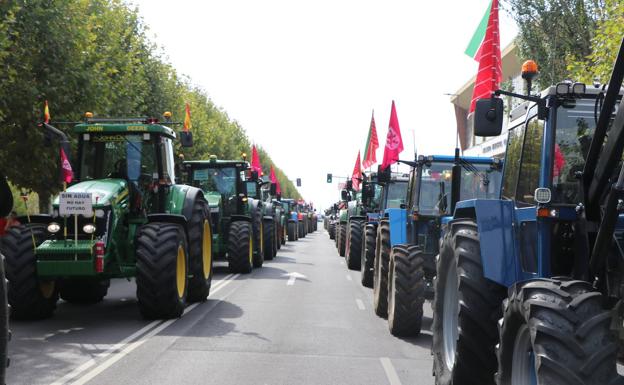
(136, 223, 188, 319)
(252, 211, 264, 268)
(496, 279, 620, 385)
(338, 223, 347, 257)
(287, 220, 297, 242)
(373, 220, 391, 318)
(187, 198, 213, 303)
(329, 222, 336, 240)
(361, 223, 377, 288)
(2, 224, 58, 319)
(263, 219, 275, 261)
(346, 220, 363, 271)
(432, 220, 505, 385)
(228, 221, 253, 274)
(60, 279, 109, 304)
(298, 221, 306, 238)
(387, 244, 425, 337)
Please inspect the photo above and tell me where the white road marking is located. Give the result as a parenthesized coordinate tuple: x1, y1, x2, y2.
(346, 274, 352, 281)
(380, 357, 402, 385)
(282, 272, 306, 285)
(50, 274, 238, 385)
(355, 299, 365, 310)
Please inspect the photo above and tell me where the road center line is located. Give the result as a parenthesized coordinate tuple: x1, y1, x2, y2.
(380, 357, 402, 385)
(50, 274, 238, 385)
(355, 298, 365, 310)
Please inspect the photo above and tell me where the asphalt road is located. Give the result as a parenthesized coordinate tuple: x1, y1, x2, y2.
(7, 228, 435, 385)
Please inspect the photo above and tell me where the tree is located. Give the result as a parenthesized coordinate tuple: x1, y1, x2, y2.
(567, 0, 624, 84)
(505, 0, 604, 87)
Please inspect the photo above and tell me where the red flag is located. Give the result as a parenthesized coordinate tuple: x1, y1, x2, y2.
(251, 145, 262, 174)
(183, 103, 192, 132)
(60, 148, 73, 184)
(469, 0, 501, 113)
(270, 165, 282, 194)
(351, 151, 362, 191)
(362, 111, 379, 169)
(44, 100, 51, 124)
(381, 101, 404, 170)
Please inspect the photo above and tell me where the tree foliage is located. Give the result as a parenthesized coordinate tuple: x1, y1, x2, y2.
(505, 0, 604, 88)
(567, 0, 624, 84)
(0, 0, 300, 211)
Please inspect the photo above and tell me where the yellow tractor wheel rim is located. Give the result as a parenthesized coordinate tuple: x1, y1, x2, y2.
(39, 281, 55, 299)
(202, 220, 212, 279)
(176, 245, 186, 299)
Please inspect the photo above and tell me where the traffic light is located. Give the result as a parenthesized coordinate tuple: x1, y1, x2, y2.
(296, 178, 301, 187)
(326, 173, 332, 183)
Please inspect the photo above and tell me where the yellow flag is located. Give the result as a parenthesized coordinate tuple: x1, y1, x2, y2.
(183, 103, 191, 132)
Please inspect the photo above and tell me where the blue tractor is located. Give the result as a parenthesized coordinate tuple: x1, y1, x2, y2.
(432, 42, 624, 385)
(281, 198, 299, 242)
(359, 171, 409, 287)
(373, 153, 502, 337)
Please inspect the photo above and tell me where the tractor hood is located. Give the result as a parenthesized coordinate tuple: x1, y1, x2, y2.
(204, 191, 222, 207)
(53, 179, 127, 207)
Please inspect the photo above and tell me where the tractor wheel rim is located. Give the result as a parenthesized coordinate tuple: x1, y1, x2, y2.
(176, 245, 186, 298)
(249, 231, 253, 265)
(39, 280, 55, 299)
(260, 222, 264, 252)
(443, 258, 459, 371)
(388, 258, 396, 320)
(202, 220, 212, 279)
(511, 324, 537, 385)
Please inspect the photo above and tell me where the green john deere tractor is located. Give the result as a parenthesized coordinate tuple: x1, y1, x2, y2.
(183, 157, 267, 273)
(1, 115, 213, 320)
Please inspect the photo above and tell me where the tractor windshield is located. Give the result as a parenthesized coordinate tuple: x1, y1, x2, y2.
(552, 98, 599, 204)
(79, 134, 157, 182)
(417, 161, 502, 216)
(385, 181, 408, 208)
(191, 167, 238, 196)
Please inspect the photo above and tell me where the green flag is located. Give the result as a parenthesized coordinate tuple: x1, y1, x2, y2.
(465, 0, 492, 59)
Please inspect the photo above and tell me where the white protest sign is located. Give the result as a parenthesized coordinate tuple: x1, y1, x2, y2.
(59, 192, 93, 217)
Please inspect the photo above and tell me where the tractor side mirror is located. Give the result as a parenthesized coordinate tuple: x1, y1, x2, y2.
(362, 183, 374, 200)
(340, 190, 348, 201)
(346, 180, 353, 191)
(270, 183, 277, 196)
(251, 170, 259, 181)
(180, 131, 193, 147)
(377, 165, 391, 183)
(474, 97, 504, 137)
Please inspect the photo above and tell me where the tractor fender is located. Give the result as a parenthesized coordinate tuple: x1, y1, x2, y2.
(147, 214, 188, 231)
(288, 218, 297, 223)
(181, 186, 207, 223)
(350, 215, 366, 221)
(16, 214, 53, 225)
(385, 208, 407, 247)
(230, 214, 252, 223)
(452, 199, 518, 287)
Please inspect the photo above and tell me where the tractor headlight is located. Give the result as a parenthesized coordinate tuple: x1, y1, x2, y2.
(95, 209, 106, 218)
(47, 222, 61, 233)
(83, 224, 97, 234)
(556, 83, 570, 95)
(572, 82, 586, 95)
(534, 188, 552, 204)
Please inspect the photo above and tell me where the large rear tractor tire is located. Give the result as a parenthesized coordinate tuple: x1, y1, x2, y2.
(186, 198, 213, 303)
(60, 279, 109, 304)
(373, 220, 391, 318)
(2, 224, 58, 319)
(432, 220, 505, 385)
(496, 279, 620, 385)
(276, 222, 282, 249)
(136, 223, 188, 319)
(346, 220, 363, 270)
(361, 223, 376, 288)
(263, 219, 275, 261)
(387, 244, 425, 337)
(287, 220, 297, 242)
(338, 223, 347, 257)
(298, 221, 305, 238)
(329, 222, 336, 240)
(228, 221, 253, 274)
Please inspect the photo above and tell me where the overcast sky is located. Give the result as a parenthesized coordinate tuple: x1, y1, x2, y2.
(131, 0, 518, 210)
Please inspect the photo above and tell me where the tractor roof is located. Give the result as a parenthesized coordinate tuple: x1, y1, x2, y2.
(422, 155, 497, 164)
(74, 122, 176, 139)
